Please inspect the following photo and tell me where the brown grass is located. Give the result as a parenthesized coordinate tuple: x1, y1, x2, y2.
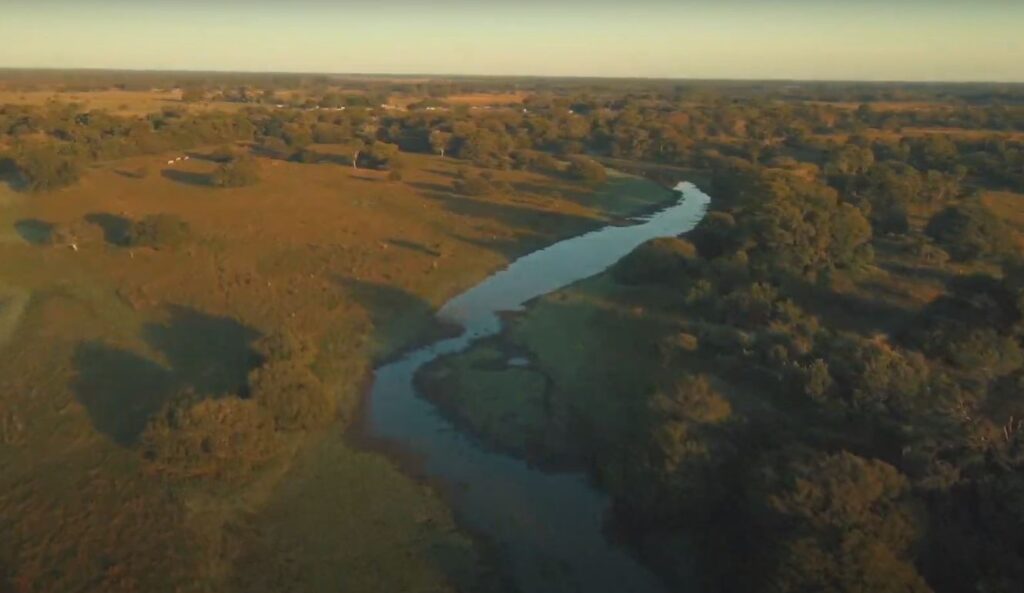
(0, 149, 673, 593)
(0, 89, 247, 116)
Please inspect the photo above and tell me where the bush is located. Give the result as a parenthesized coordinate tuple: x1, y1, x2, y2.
(249, 362, 335, 431)
(208, 145, 238, 163)
(127, 214, 191, 248)
(566, 156, 607, 184)
(248, 331, 336, 431)
(140, 391, 278, 479)
(15, 145, 82, 192)
(48, 219, 104, 247)
(453, 173, 494, 196)
(613, 237, 700, 285)
(388, 169, 403, 182)
(210, 155, 260, 188)
(926, 201, 1015, 261)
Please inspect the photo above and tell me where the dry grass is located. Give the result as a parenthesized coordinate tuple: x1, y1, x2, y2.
(0, 89, 246, 116)
(0, 149, 673, 593)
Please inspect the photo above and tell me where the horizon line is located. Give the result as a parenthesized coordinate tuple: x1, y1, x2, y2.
(1, 65, 1023, 87)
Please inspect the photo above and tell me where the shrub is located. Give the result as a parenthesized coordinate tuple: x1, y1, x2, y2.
(210, 155, 260, 188)
(127, 214, 191, 248)
(208, 145, 238, 163)
(140, 391, 278, 479)
(48, 219, 104, 248)
(248, 331, 336, 431)
(15, 145, 82, 192)
(295, 148, 321, 164)
(388, 169, 403, 182)
(926, 201, 1015, 261)
(454, 173, 494, 196)
(566, 156, 607, 184)
(613, 237, 700, 285)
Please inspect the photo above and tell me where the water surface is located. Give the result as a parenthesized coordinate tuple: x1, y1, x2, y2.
(365, 182, 710, 592)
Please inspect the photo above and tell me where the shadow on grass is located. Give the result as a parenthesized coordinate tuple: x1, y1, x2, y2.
(73, 342, 176, 445)
(412, 187, 595, 241)
(73, 305, 261, 445)
(334, 276, 435, 358)
(387, 238, 441, 257)
(84, 212, 132, 246)
(161, 168, 212, 187)
(782, 275, 917, 336)
(407, 181, 454, 195)
(142, 305, 261, 396)
(13, 219, 53, 245)
(114, 168, 150, 180)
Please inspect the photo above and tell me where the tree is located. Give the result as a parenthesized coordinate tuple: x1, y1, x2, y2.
(127, 214, 191, 249)
(180, 87, 205, 103)
(566, 156, 607, 184)
(748, 450, 931, 593)
(606, 375, 735, 522)
(363, 141, 400, 170)
(140, 390, 278, 479)
(613, 237, 700, 285)
(926, 201, 1016, 261)
(48, 219, 104, 248)
(429, 130, 453, 158)
(15, 144, 81, 192)
(248, 331, 336, 431)
(210, 155, 260, 188)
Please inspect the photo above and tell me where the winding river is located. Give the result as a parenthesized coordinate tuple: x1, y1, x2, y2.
(364, 182, 711, 593)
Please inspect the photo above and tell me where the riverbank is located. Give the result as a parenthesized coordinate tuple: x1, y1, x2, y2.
(360, 183, 709, 593)
(0, 151, 678, 593)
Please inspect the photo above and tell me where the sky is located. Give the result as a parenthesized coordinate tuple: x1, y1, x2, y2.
(1, 0, 1022, 82)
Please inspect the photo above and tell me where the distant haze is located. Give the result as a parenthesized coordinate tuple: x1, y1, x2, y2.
(2, 0, 1022, 82)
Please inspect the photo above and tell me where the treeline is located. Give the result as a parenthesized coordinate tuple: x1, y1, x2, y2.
(3, 85, 1024, 195)
(596, 148, 1023, 591)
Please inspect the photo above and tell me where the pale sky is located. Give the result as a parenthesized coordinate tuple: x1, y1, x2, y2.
(1, 0, 1022, 81)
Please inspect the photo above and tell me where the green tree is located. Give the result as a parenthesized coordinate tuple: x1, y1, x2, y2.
(926, 201, 1016, 261)
(127, 214, 191, 249)
(210, 155, 260, 188)
(749, 450, 931, 593)
(429, 130, 453, 158)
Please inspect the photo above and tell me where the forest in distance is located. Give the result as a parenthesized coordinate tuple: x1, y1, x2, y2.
(1, 68, 1024, 593)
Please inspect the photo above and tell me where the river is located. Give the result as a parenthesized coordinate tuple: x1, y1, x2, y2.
(364, 182, 711, 593)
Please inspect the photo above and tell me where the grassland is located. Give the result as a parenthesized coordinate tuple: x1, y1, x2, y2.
(0, 88, 247, 116)
(0, 143, 677, 593)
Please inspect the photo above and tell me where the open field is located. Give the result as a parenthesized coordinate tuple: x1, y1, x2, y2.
(0, 146, 676, 593)
(388, 92, 529, 108)
(0, 88, 247, 116)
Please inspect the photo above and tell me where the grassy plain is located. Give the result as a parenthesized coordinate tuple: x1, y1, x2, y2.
(0, 144, 675, 592)
(0, 88, 246, 116)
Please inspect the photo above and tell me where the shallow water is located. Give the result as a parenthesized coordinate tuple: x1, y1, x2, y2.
(365, 182, 710, 593)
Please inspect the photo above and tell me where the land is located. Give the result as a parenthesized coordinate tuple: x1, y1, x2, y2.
(0, 138, 675, 592)
(2, 72, 1024, 593)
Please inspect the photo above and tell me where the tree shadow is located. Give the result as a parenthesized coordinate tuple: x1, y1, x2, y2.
(72, 342, 176, 445)
(511, 180, 589, 202)
(161, 168, 212, 187)
(387, 238, 441, 257)
(414, 187, 595, 239)
(334, 276, 436, 358)
(72, 305, 261, 445)
(141, 305, 261, 396)
(114, 168, 149, 180)
(13, 219, 53, 245)
(407, 181, 454, 194)
(84, 212, 132, 246)
(782, 275, 917, 336)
